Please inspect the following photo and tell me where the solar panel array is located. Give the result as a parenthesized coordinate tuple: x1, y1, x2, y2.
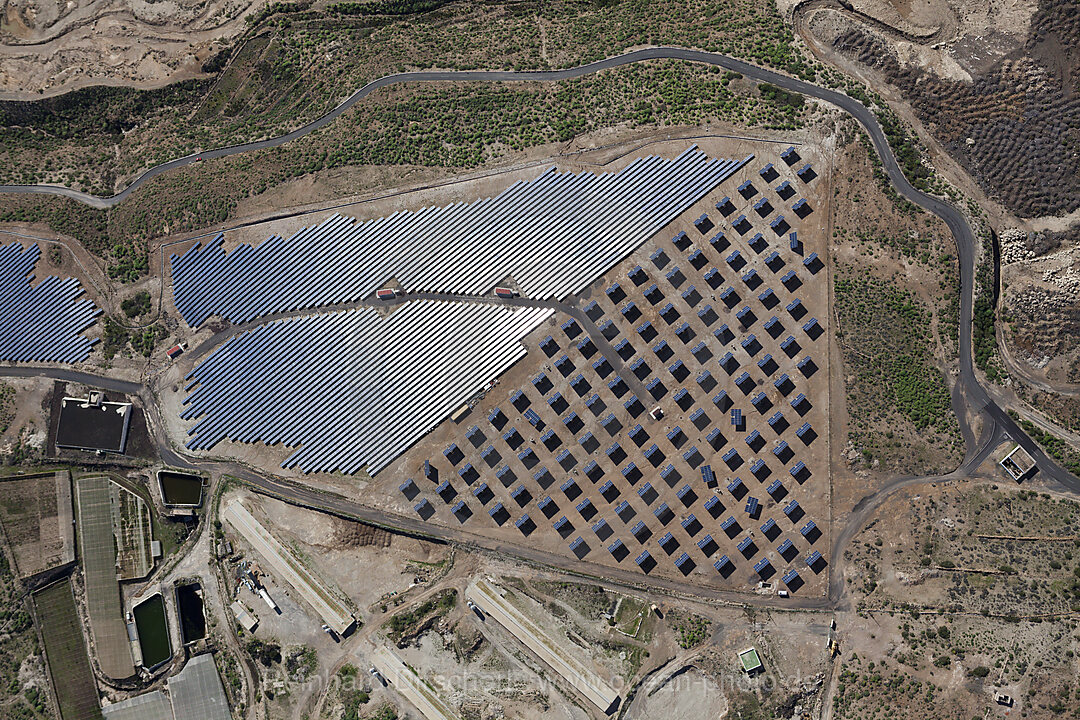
(0, 242, 100, 363)
(171, 147, 752, 327)
(181, 301, 552, 474)
(402, 153, 829, 589)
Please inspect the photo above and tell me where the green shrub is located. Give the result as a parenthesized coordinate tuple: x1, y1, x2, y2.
(121, 290, 151, 318)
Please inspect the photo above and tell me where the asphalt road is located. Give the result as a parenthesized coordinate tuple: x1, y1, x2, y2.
(4, 43, 1070, 488)
(0, 365, 143, 395)
(3, 46, 1077, 606)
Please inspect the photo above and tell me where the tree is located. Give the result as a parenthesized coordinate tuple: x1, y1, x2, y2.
(121, 290, 151, 318)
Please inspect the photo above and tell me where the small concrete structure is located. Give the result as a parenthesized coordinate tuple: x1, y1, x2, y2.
(230, 601, 258, 632)
(1000, 444, 1036, 481)
(738, 647, 763, 675)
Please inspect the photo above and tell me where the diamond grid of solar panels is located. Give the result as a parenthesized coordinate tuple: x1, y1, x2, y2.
(182, 301, 553, 474)
(406, 149, 827, 591)
(170, 147, 751, 328)
(0, 242, 100, 363)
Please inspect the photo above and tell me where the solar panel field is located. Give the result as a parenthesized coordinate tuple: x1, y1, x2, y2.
(377, 142, 832, 595)
(169, 147, 749, 327)
(0, 242, 101, 363)
(172, 147, 752, 475)
(167, 139, 831, 598)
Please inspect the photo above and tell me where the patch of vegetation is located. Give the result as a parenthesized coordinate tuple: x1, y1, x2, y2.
(874, 107, 933, 193)
(121, 290, 151, 318)
(367, 705, 398, 720)
(386, 589, 456, 640)
(102, 318, 129, 359)
(245, 0, 312, 25)
(328, 0, 454, 16)
(284, 644, 318, 680)
(972, 228, 1002, 382)
(858, 486, 1080, 614)
(338, 662, 373, 719)
(533, 580, 613, 617)
(0, 196, 108, 253)
(246, 637, 283, 667)
(219, 651, 243, 703)
(727, 692, 768, 719)
(105, 242, 149, 283)
(667, 610, 711, 649)
(342, 692, 371, 720)
(757, 82, 804, 110)
(832, 656, 957, 717)
(0, 384, 13, 435)
(1010, 413, 1080, 477)
(101, 317, 165, 358)
(836, 270, 960, 470)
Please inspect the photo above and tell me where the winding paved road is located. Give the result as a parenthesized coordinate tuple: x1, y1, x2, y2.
(3, 46, 1077, 607)
(2, 44, 1070, 488)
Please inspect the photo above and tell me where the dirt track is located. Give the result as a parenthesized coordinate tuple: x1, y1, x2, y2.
(0, 0, 260, 99)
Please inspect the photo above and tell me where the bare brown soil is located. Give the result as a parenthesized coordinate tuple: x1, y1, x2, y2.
(827, 115, 963, 489)
(829, 480, 1080, 718)
(807, 0, 1080, 219)
(0, 0, 260, 98)
(0, 471, 71, 577)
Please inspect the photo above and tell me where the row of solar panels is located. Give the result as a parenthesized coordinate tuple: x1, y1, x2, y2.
(413, 434, 822, 579)
(170, 147, 752, 327)
(181, 301, 553, 474)
(409, 461, 820, 584)
(0, 242, 100, 363)
(415, 326, 822, 571)
(520, 269, 820, 475)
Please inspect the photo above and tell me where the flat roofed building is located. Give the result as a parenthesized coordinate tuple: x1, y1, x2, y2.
(56, 393, 132, 453)
(168, 654, 232, 720)
(230, 601, 258, 632)
(739, 647, 763, 674)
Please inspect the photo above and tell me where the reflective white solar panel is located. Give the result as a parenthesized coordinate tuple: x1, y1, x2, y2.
(181, 301, 553, 475)
(0, 242, 100, 363)
(171, 147, 752, 327)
